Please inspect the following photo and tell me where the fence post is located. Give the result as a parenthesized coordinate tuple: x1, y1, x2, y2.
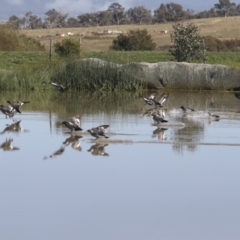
(49, 38, 52, 60)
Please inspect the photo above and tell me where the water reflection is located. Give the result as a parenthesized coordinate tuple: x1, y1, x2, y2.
(87, 143, 109, 157)
(63, 135, 82, 151)
(44, 145, 65, 160)
(0, 120, 29, 134)
(0, 138, 19, 151)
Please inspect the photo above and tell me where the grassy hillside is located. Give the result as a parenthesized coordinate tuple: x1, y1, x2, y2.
(20, 16, 240, 52)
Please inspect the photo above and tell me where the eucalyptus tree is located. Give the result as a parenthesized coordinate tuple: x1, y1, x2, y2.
(24, 12, 42, 29)
(44, 9, 68, 28)
(77, 12, 97, 26)
(107, 2, 126, 25)
(67, 17, 81, 27)
(153, 4, 168, 23)
(126, 6, 152, 24)
(95, 11, 112, 26)
(214, 0, 236, 17)
(8, 15, 22, 29)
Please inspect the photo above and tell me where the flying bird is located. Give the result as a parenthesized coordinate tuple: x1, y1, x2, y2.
(7, 101, 30, 114)
(0, 105, 16, 118)
(152, 92, 169, 107)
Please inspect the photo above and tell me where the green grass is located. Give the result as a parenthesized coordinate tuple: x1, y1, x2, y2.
(1, 50, 240, 92)
(1, 51, 240, 71)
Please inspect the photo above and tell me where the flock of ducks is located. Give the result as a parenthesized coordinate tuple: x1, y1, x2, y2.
(0, 85, 225, 155)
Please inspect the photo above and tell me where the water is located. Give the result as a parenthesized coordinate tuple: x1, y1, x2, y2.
(0, 90, 240, 240)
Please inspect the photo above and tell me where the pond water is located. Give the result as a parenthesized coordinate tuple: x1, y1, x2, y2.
(0, 90, 240, 240)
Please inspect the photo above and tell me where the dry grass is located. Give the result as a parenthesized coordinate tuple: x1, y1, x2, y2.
(19, 16, 240, 51)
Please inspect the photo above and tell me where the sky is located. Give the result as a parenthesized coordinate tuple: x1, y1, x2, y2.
(0, 0, 234, 21)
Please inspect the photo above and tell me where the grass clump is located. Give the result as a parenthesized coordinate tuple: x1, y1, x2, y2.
(50, 59, 144, 91)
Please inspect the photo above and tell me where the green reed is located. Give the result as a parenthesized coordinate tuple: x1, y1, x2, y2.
(51, 59, 145, 91)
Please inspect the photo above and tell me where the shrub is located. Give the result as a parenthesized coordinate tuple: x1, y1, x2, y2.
(169, 22, 205, 62)
(0, 24, 45, 51)
(110, 29, 156, 51)
(54, 38, 80, 57)
(204, 36, 228, 52)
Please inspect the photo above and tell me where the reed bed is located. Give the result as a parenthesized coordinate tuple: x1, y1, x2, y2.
(51, 59, 145, 91)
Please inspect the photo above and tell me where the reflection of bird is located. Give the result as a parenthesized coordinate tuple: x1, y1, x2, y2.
(7, 101, 30, 114)
(62, 121, 83, 132)
(180, 106, 195, 113)
(0, 138, 19, 151)
(50, 146, 65, 158)
(87, 143, 109, 156)
(152, 112, 168, 123)
(152, 128, 168, 140)
(87, 125, 109, 139)
(208, 112, 220, 121)
(1, 120, 23, 134)
(152, 93, 169, 107)
(63, 135, 82, 151)
(0, 105, 15, 118)
(234, 93, 240, 99)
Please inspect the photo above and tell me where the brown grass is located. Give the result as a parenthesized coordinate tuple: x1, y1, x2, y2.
(19, 16, 240, 52)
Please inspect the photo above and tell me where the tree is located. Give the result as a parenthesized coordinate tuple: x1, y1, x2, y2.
(169, 22, 205, 62)
(107, 3, 125, 25)
(126, 6, 152, 24)
(8, 15, 22, 29)
(24, 12, 42, 29)
(153, 4, 168, 23)
(44, 9, 68, 28)
(110, 29, 156, 51)
(95, 11, 112, 26)
(77, 12, 96, 26)
(214, 0, 236, 17)
(67, 17, 81, 27)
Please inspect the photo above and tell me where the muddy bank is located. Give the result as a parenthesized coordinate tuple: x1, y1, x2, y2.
(82, 58, 240, 90)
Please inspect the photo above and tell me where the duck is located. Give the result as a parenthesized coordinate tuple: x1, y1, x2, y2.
(152, 92, 169, 107)
(50, 82, 67, 92)
(87, 125, 110, 139)
(151, 112, 168, 123)
(7, 100, 30, 114)
(180, 106, 195, 113)
(208, 112, 220, 120)
(141, 93, 155, 106)
(62, 121, 83, 132)
(0, 105, 16, 118)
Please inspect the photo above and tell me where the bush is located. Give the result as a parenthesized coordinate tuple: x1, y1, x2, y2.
(54, 38, 80, 57)
(169, 22, 205, 62)
(110, 29, 156, 51)
(0, 24, 45, 51)
(204, 36, 228, 52)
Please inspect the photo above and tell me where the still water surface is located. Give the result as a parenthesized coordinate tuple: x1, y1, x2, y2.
(0, 91, 240, 240)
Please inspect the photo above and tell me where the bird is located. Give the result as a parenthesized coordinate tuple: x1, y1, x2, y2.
(7, 101, 30, 114)
(62, 121, 83, 132)
(87, 125, 110, 139)
(0, 105, 16, 118)
(152, 92, 169, 107)
(141, 93, 155, 106)
(50, 82, 67, 92)
(157, 108, 167, 119)
(180, 106, 195, 113)
(208, 112, 220, 120)
(151, 112, 168, 123)
(70, 114, 81, 128)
